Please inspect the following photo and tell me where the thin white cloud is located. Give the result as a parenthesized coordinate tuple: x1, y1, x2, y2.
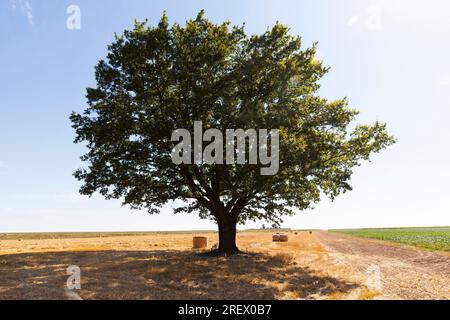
(10, 0, 33, 25)
(347, 15, 359, 27)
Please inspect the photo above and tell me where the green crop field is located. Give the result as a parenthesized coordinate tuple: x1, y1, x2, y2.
(332, 227, 450, 252)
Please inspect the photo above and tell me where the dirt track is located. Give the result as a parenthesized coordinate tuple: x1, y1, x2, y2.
(316, 232, 450, 300)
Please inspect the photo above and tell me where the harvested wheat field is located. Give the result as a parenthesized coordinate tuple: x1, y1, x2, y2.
(0, 231, 449, 300)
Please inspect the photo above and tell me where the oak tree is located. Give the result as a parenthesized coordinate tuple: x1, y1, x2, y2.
(71, 11, 395, 254)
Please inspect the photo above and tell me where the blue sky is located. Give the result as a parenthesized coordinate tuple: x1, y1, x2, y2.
(1, 0, 449, 232)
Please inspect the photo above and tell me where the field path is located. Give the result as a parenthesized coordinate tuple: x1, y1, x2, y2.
(316, 231, 450, 299)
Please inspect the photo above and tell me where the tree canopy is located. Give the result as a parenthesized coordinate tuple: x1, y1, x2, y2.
(71, 11, 395, 253)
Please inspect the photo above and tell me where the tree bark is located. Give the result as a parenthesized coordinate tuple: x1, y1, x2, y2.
(216, 214, 240, 254)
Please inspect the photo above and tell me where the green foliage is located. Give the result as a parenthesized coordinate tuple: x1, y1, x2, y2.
(333, 227, 450, 251)
(70, 11, 395, 226)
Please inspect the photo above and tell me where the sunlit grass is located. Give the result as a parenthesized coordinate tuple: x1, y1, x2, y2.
(332, 227, 450, 251)
(0, 231, 368, 300)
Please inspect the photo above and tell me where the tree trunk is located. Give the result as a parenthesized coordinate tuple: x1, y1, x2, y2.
(216, 215, 240, 254)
